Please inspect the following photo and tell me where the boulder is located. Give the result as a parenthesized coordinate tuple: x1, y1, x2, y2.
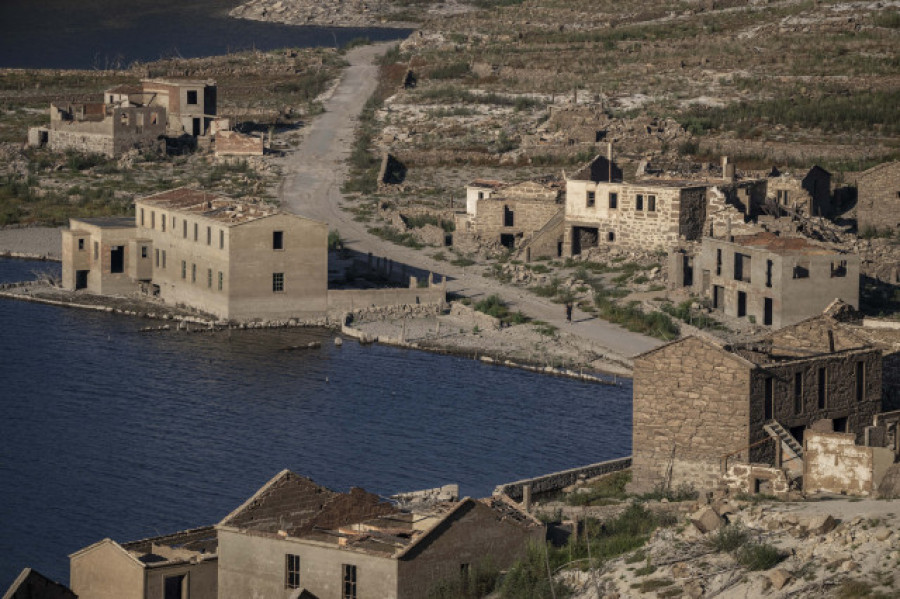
(691, 506, 724, 533)
(767, 568, 792, 590)
(799, 514, 836, 535)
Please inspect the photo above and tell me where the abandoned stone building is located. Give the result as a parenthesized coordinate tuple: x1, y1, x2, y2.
(1, 568, 77, 599)
(216, 470, 542, 599)
(454, 178, 564, 258)
(69, 527, 218, 599)
(856, 161, 900, 234)
(28, 78, 217, 157)
(62, 188, 329, 321)
(765, 166, 832, 219)
(671, 232, 859, 328)
(630, 315, 885, 494)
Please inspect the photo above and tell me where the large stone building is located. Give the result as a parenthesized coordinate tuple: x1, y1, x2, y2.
(216, 470, 542, 599)
(64, 471, 542, 599)
(455, 178, 564, 257)
(62, 188, 329, 321)
(631, 316, 884, 493)
(28, 78, 217, 157)
(856, 161, 900, 234)
(677, 232, 859, 328)
(564, 155, 725, 253)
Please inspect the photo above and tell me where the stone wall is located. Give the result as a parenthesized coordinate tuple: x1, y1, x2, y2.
(327, 285, 446, 316)
(804, 431, 895, 496)
(493, 457, 632, 500)
(48, 129, 115, 157)
(470, 198, 561, 244)
(857, 161, 900, 233)
(631, 337, 751, 494)
(721, 463, 791, 497)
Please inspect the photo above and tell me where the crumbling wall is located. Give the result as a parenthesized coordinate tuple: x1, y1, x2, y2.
(493, 457, 632, 500)
(721, 464, 790, 497)
(857, 161, 900, 234)
(804, 431, 894, 496)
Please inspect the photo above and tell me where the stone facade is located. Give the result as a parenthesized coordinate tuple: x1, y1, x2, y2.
(857, 161, 900, 234)
(804, 431, 895, 496)
(33, 102, 167, 157)
(1, 568, 76, 599)
(766, 166, 832, 218)
(690, 232, 859, 328)
(455, 179, 563, 256)
(61, 217, 147, 296)
(631, 317, 884, 494)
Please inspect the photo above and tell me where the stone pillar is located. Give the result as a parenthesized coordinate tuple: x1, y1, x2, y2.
(522, 484, 532, 512)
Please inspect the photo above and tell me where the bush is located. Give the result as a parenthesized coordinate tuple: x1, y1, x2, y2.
(427, 560, 500, 599)
(705, 524, 750, 552)
(737, 542, 785, 571)
(499, 543, 571, 599)
(474, 294, 528, 325)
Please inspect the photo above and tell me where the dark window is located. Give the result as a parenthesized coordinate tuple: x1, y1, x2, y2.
(162, 250, 166, 269)
(713, 285, 724, 310)
(635, 194, 644, 211)
(181, 261, 186, 279)
(793, 262, 809, 279)
(273, 231, 284, 250)
(219, 230, 224, 249)
(153, 248, 158, 265)
(765, 260, 773, 287)
(716, 249, 722, 276)
(110, 246, 124, 274)
(194, 223, 198, 242)
(856, 362, 865, 402)
(586, 191, 595, 208)
(161, 214, 166, 232)
(191, 263, 196, 283)
(831, 260, 847, 278)
(207, 268, 212, 288)
(764, 377, 774, 420)
(273, 272, 284, 292)
(607, 231, 615, 242)
(818, 367, 827, 409)
(647, 195, 656, 212)
(342, 564, 357, 599)
(734, 253, 751, 283)
(737, 290, 747, 317)
(503, 205, 514, 227)
(794, 372, 803, 414)
(206, 226, 211, 246)
(286, 554, 300, 589)
(78, 238, 85, 251)
(764, 297, 773, 326)
(163, 575, 185, 599)
(140, 208, 145, 226)
(218, 271, 223, 291)
(151, 211, 155, 229)
(609, 192, 618, 209)
(171, 216, 176, 231)
(186, 90, 198, 105)
(183, 220, 188, 238)
(144, 247, 151, 260)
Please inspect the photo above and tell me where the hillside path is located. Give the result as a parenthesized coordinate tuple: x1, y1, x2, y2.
(278, 43, 661, 360)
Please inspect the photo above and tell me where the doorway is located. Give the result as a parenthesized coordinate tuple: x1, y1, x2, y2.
(110, 246, 124, 274)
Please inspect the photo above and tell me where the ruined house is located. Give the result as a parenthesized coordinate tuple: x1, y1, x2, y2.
(69, 527, 218, 599)
(856, 161, 900, 234)
(455, 178, 564, 258)
(630, 316, 884, 494)
(216, 470, 543, 599)
(765, 166, 833, 219)
(28, 78, 217, 157)
(672, 232, 859, 327)
(61, 188, 329, 321)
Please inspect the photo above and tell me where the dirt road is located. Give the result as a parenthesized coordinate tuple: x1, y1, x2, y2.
(278, 43, 661, 361)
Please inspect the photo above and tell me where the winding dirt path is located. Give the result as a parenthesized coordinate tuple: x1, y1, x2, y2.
(278, 43, 661, 361)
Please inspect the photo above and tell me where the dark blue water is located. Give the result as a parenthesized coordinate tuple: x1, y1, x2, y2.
(0, 0, 410, 69)
(0, 258, 632, 586)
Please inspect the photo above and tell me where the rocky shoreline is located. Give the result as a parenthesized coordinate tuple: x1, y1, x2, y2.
(228, 0, 472, 28)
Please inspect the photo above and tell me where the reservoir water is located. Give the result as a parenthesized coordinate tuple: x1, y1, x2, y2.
(0, 0, 410, 69)
(0, 258, 633, 586)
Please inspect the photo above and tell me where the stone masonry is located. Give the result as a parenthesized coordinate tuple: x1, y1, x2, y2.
(856, 161, 900, 234)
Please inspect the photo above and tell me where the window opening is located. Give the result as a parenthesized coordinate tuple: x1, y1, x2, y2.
(273, 272, 284, 292)
(273, 231, 284, 250)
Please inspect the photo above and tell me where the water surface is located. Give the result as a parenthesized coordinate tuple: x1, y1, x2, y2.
(0, 258, 632, 585)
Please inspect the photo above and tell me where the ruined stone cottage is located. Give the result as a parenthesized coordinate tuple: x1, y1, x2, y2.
(28, 78, 217, 157)
(454, 177, 564, 258)
(672, 231, 859, 327)
(856, 161, 900, 235)
(630, 316, 883, 494)
(765, 166, 833, 219)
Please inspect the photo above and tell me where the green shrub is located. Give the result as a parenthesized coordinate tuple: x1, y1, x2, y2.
(474, 294, 528, 325)
(426, 560, 500, 599)
(368, 226, 424, 249)
(498, 543, 571, 599)
(706, 524, 750, 552)
(737, 542, 785, 571)
(429, 61, 471, 80)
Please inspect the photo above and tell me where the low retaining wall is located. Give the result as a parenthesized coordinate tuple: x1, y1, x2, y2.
(493, 456, 632, 501)
(327, 286, 445, 315)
